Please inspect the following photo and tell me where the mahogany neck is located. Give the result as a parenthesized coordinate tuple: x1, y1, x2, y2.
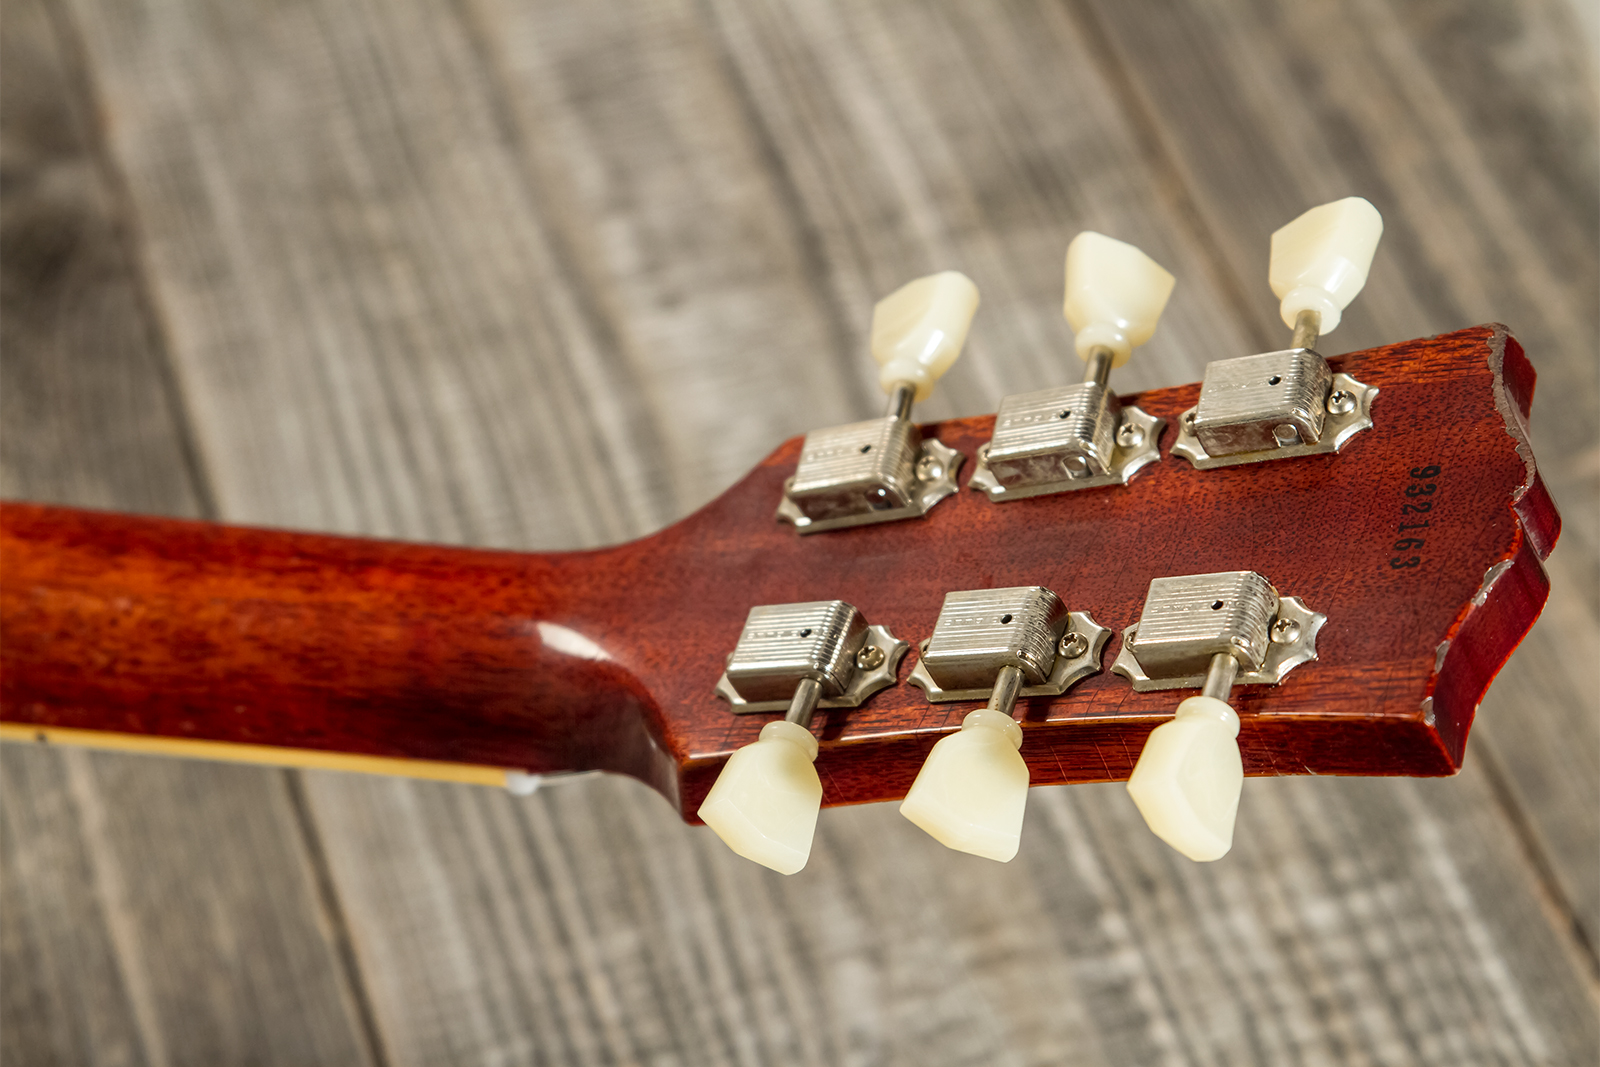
(0, 504, 674, 798)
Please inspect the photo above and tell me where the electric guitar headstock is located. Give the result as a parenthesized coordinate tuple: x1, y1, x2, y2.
(1, 199, 1559, 876)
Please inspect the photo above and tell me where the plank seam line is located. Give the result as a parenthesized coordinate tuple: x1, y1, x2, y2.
(41, 0, 221, 523)
(282, 770, 393, 1067)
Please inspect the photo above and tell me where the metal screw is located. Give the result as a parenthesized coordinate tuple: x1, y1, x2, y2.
(1182, 410, 1197, 432)
(1115, 422, 1145, 448)
(1058, 631, 1089, 658)
(1327, 390, 1356, 415)
(1270, 618, 1302, 644)
(1272, 423, 1301, 446)
(855, 644, 886, 670)
(915, 455, 942, 482)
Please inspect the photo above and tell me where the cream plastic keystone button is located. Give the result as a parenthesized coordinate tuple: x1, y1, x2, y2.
(1268, 196, 1384, 336)
(1125, 696, 1243, 861)
(871, 271, 980, 401)
(1063, 231, 1176, 367)
(698, 720, 822, 875)
(899, 709, 1029, 862)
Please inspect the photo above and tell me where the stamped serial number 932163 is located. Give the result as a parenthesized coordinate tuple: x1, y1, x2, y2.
(1389, 464, 1442, 570)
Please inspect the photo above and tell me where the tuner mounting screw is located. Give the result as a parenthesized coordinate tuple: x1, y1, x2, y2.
(855, 644, 886, 670)
(1326, 389, 1356, 415)
(915, 454, 943, 482)
(1115, 422, 1145, 449)
(1058, 631, 1089, 658)
(1270, 617, 1302, 644)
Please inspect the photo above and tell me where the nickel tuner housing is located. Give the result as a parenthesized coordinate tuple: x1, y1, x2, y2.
(1174, 197, 1383, 470)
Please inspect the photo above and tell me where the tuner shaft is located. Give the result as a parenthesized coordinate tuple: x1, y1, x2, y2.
(784, 677, 823, 728)
(884, 380, 917, 421)
(1290, 308, 1321, 352)
(986, 664, 1026, 719)
(1201, 652, 1239, 702)
(1082, 345, 1113, 390)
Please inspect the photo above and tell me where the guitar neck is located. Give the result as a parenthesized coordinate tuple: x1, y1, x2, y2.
(2, 327, 1561, 824)
(0, 504, 672, 796)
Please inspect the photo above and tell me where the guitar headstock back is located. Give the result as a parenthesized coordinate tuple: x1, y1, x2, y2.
(623, 325, 1554, 823)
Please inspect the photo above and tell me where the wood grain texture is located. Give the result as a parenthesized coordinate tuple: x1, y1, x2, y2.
(1, 2, 380, 1064)
(7, 0, 1597, 1063)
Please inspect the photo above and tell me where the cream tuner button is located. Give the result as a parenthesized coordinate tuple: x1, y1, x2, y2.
(870, 270, 979, 402)
(1125, 695, 1243, 862)
(698, 719, 823, 876)
(1268, 196, 1383, 337)
(899, 707, 1030, 863)
(1063, 231, 1176, 368)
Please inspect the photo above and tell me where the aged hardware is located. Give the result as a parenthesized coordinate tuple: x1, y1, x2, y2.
(1115, 571, 1325, 863)
(901, 585, 1108, 862)
(779, 272, 976, 532)
(777, 415, 962, 532)
(1111, 571, 1323, 691)
(704, 599, 909, 875)
(1173, 197, 1382, 469)
(970, 232, 1170, 499)
(907, 586, 1109, 702)
(1172, 348, 1377, 468)
(715, 600, 908, 713)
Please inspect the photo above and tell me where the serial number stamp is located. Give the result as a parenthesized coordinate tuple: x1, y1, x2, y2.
(1388, 464, 1440, 571)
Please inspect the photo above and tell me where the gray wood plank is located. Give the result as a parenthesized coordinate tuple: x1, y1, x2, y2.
(37, 0, 1600, 1063)
(1077, 0, 1600, 958)
(1, 2, 382, 1063)
(0, 0, 203, 515)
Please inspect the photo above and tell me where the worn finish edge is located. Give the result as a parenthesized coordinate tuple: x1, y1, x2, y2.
(1424, 328, 1559, 766)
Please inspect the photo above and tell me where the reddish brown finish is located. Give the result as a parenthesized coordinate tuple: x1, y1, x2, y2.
(1, 326, 1558, 820)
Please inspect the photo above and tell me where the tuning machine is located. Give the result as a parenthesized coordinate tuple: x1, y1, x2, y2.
(969, 233, 1172, 500)
(702, 601, 908, 874)
(1174, 198, 1382, 469)
(1114, 571, 1325, 861)
(777, 272, 977, 533)
(901, 587, 1109, 861)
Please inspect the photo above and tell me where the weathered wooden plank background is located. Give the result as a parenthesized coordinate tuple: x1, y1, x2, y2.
(3, 0, 1595, 1063)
